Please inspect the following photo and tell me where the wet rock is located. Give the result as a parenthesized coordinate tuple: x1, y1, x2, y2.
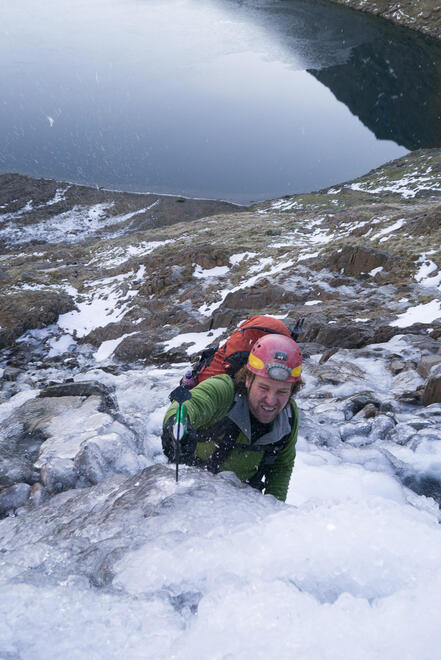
(40, 458, 78, 494)
(0, 483, 31, 516)
(361, 403, 378, 418)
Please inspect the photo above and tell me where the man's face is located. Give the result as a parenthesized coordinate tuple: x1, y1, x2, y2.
(245, 373, 292, 424)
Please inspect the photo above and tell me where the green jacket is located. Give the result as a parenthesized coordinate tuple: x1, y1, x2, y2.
(163, 375, 299, 502)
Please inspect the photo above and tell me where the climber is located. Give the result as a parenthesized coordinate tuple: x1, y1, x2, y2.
(162, 333, 302, 501)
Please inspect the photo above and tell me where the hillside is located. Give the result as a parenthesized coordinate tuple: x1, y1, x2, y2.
(1, 148, 441, 657)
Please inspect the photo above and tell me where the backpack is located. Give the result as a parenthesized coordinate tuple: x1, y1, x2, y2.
(181, 315, 303, 389)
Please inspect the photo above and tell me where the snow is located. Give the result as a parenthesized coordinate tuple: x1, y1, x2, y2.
(94, 332, 138, 362)
(58, 273, 139, 337)
(370, 218, 405, 242)
(390, 299, 441, 328)
(163, 328, 226, 355)
(230, 252, 257, 265)
(304, 300, 321, 306)
(193, 264, 229, 279)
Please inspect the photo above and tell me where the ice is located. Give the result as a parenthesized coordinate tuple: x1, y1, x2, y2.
(1, 465, 441, 659)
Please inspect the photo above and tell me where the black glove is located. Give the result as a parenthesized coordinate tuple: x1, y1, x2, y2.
(161, 417, 198, 463)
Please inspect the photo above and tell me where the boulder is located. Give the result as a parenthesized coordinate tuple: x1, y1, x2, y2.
(0, 289, 75, 349)
(40, 458, 78, 494)
(39, 380, 118, 413)
(326, 246, 391, 276)
(422, 364, 441, 406)
(417, 355, 441, 379)
(304, 321, 374, 349)
(113, 333, 162, 362)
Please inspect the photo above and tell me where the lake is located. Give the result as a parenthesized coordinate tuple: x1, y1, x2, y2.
(1, 0, 441, 203)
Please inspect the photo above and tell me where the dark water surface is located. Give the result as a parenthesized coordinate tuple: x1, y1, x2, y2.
(1, 0, 441, 203)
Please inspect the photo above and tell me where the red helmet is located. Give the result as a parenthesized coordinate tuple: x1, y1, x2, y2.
(247, 334, 302, 382)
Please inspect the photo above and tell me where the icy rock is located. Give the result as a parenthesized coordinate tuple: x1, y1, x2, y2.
(369, 414, 396, 441)
(74, 442, 109, 485)
(310, 399, 346, 423)
(390, 423, 418, 445)
(39, 380, 118, 413)
(0, 482, 31, 516)
(298, 412, 341, 447)
(340, 421, 372, 441)
(343, 392, 381, 420)
(311, 359, 365, 385)
(391, 369, 424, 397)
(2, 367, 23, 382)
(40, 458, 78, 493)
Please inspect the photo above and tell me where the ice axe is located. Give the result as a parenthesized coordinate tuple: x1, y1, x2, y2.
(169, 385, 192, 483)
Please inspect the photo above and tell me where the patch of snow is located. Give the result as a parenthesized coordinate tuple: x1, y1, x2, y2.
(369, 266, 383, 276)
(390, 299, 441, 328)
(370, 219, 405, 242)
(193, 265, 229, 279)
(229, 252, 257, 266)
(94, 333, 138, 362)
(163, 328, 226, 355)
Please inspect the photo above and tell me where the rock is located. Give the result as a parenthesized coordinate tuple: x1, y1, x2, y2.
(342, 392, 382, 420)
(222, 283, 299, 310)
(361, 403, 378, 418)
(391, 369, 424, 397)
(29, 483, 51, 507)
(2, 367, 23, 381)
(390, 423, 417, 445)
(40, 458, 78, 494)
(311, 323, 374, 349)
(311, 359, 365, 386)
(422, 364, 441, 406)
(113, 333, 162, 362)
(418, 355, 441, 378)
(326, 245, 391, 277)
(74, 443, 109, 486)
(0, 290, 75, 349)
(0, 483, 31, 516)
(39, 380, 118, 413)
(340, 420, 372, 441)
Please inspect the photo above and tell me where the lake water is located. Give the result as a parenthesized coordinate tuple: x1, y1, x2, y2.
(1, 0, 441, 203)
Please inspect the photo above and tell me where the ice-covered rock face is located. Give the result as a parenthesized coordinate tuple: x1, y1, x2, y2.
(1, 148, 441, 656)
(1, 464, 441, 659)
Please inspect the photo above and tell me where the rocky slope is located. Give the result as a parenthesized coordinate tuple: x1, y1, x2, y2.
(328, 0, 441, 40)
(1, 146, 441, 515)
